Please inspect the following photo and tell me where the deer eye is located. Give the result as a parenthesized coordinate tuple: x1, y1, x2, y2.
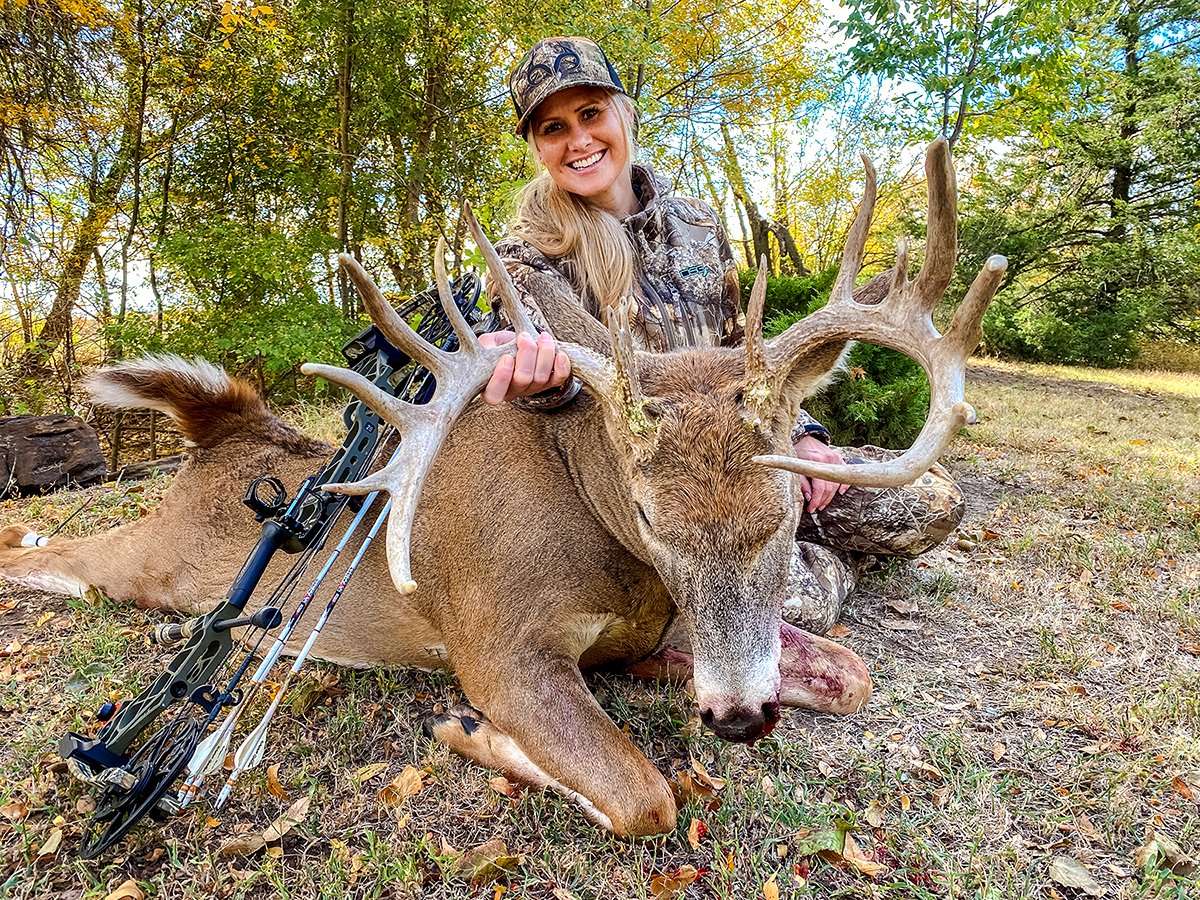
(635, 504, 653, 530)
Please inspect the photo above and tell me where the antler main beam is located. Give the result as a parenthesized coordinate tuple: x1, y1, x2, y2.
(301, 208, 543, 595)
(752, 138, 1006, 487)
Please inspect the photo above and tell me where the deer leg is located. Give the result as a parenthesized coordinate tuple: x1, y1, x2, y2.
(448, 648, 677, 837)
(624, 622, 872, 715)
(425, 704, 615, 830)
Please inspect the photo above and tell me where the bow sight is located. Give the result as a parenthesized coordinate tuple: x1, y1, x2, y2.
(58, 272, 492, 858)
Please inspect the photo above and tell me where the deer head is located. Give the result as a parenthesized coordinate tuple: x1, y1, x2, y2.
(303, 139, 1006, 744)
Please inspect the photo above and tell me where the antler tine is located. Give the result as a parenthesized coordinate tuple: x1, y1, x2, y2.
(605, 298, 654, 436)
(433, 237, 479, 353)
(947, 254, 1007, 356)
(743, 259, 771, 423)
(829, 154, 878, 305)
(912, 138, 957, 303)
(340, 254, 450, 377)
(302, 240, 532, 593)
(889, 236, 909, 299)
(462, 201, 540, 337)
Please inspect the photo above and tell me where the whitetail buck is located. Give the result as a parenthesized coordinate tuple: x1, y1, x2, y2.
(0, 140, 1005, 836)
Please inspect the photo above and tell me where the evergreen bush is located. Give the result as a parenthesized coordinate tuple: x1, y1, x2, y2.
(750, 269, 930, 449)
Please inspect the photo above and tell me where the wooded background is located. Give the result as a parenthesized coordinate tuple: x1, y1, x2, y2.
(2, 0, 1197, 426)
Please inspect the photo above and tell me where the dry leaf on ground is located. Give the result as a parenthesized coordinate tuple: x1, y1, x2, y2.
(489, 775, 517, 797)
(1049, 856, 1102, 897)
(378, 766, 424, 807)
(1134, 830, 1196, 877)
(353, 762, 389, 784)
(689, 758, 725, 791)
(452, 837, 521, 885)
(262, 795, 311, 843)
(827, 623, 851, 638)
(687, 817, 707, 849)
(1171, 775, 1196, 802)
(36, 827, 63, 860)
(103, 879, 145, 900)
(1, 800, 28, 822)
(266, 764, 289, 800)
(864, 799, 885, 828)
(220, 833, 266, 857)
(649, 865, 699, 899)
(670, 770, 721, 811)
(762, 878, 780, 900)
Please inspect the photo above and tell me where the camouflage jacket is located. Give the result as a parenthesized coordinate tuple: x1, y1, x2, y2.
(491, 163, 829, 442)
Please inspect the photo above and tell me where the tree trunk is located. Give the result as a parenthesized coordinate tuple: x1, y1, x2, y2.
(769, 221, 809, 276)
(720, 123, 772, 269)
(336, 0, 357, 316)
(1109, 3, 1140, 242)
(19, 125, 134, 373)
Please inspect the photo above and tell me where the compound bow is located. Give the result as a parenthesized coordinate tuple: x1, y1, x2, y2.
(58, 270, 493, 858)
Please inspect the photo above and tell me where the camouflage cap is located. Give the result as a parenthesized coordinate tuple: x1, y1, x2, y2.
(509, 37, 626, 136)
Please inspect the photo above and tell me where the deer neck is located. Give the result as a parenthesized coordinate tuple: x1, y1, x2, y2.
(553, 398, 653, 566)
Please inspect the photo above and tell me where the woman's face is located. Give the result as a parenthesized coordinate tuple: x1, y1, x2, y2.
(530, 86, 630, 202)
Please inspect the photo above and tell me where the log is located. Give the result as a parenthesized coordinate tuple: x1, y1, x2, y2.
(0, 415, 107, 496)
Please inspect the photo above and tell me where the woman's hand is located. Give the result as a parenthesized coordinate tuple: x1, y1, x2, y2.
(479, 330, 572, 404)
(792, 435, 851, 513)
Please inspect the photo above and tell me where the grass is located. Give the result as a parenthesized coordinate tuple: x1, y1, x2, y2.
(0, 360, 1198, 898)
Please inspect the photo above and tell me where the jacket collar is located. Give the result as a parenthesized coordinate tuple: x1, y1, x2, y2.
(622, 163, 668, 231)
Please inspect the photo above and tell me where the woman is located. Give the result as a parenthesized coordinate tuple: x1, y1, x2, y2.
(479, 36, 964, 633)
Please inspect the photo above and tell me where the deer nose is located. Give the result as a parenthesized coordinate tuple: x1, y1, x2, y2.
(699, 700, 781, 744)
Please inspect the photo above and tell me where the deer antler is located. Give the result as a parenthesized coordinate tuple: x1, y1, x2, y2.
(302, 207, 650, 595)
(752, 138, 1007, 487)
(300, 208, 541, 594)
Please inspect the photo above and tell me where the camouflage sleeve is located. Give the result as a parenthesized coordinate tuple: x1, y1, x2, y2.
(791, 411, 832, 446)
(485, 238, 584, 412)
(706, 206, 745, 348)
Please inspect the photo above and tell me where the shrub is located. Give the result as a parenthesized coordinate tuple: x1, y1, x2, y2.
(752, 270, 930, 448)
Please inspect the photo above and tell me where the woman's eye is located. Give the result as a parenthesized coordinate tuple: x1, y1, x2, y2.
(581, 107, 599, 120)
(540, 121, 563, 135)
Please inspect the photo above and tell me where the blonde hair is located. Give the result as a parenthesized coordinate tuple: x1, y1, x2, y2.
(511, 91, 640, 316)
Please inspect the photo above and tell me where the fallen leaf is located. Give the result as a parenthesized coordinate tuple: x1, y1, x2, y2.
(689, 758, 725, 791)
(650, 865, 699, 899)
(762, 878, 780, 900)
(864, 799, 885, 828)
(453, 838, 522, 885)
(992, 741, 1007, 762)
(1171, 775, 1195, 802)
(761, 774, 776, 798)
(1, 800, 29, 822)
(1049, 856, 1102, 897)
(1134, 830, 1196, 876)
(353, 762, 389, 784)
(899, 792, 911, 812)
(827, 623, 851, 638)
(793, 827, 844, 856)
(219, 833, 266, 857)
(262, 795, 311, 843)
(489, 777, 518, 796)
(687, 817, 707, 849)
(36, 827, 63, 860)
(931, 786, 951, 809)
(103, 879, 146, 900)
(670, 770, 720, 811)
(266, 764, 289, 800)
(885, 597, 919, 616)
(881, 619, 922, 632)
(911, 760, 944, 781)
(378, 766, 424, 807)
(841, 833, 887, 877)
(34, 611, 54, 628)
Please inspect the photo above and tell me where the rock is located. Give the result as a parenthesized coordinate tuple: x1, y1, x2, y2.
(0, 415, 106, 496)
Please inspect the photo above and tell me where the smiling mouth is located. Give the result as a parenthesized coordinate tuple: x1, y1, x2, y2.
(567, 149, 606, 171)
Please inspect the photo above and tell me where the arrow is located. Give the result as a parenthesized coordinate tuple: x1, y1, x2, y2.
(214, 499, 393, 809)
(176, 491, 383, 806)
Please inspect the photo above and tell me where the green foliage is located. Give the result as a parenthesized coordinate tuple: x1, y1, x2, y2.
(755, 272, 930, 448)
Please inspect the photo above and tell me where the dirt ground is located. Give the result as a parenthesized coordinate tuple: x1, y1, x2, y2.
(0, 359, 1197, 899)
